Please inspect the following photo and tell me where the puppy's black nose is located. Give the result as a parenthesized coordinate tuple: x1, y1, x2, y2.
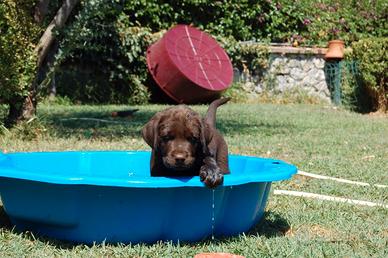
(174, 153, 186, 164)
(175, 158, 185, 164)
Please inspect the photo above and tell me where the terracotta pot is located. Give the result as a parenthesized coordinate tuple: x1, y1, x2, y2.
(325, 40, 345, 59)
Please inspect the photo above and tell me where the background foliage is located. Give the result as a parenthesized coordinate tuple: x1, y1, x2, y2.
(350, 38, 387, 111)
(0, 0, 40, 103)
(0, 0, 386, 109)
(50, 0, 387, 105)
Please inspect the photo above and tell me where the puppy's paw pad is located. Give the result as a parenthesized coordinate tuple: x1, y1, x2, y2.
(204, 173, 224, 188)
(200, 166, 224, 188)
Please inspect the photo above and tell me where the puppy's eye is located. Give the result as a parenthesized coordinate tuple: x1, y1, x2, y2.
(161, 135, 173, 142)
(188, 136, 199, 144)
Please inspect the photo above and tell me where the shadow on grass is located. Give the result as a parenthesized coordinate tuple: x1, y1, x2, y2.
(42, 108, 155, 140)
(217, 118, 298, 137)
(248, 211, 290, 238)
(40, 106, 297, 140)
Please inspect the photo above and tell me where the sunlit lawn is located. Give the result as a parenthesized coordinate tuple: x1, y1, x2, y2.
(0, 103, 387, 257)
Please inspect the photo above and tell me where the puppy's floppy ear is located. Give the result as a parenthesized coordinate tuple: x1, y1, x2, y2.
(142, 113, 162, 149)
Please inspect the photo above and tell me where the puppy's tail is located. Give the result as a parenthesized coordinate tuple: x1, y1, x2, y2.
(204, 97, 230, 128)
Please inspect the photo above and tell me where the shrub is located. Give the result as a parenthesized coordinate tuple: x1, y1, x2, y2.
(53, 0, 272, 104)
(45, 0, 387, 104)
(350, 38, 387, 112)
(0, 1, 39, 104)
(52, 1, 153, 104)
(297, 0, 387, 46)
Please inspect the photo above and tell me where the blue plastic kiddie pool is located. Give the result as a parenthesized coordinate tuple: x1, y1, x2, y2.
(0, 151, 297, 244)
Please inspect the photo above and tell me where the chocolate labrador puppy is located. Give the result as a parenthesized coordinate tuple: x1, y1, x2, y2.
(142, 98, 230, 188)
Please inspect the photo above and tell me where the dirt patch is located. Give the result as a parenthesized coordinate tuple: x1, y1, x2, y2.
(365, 111, 388, 118)
(309, 224, 337, 238)
(292, 224, 342, 240)
(287, 174, 312, 189)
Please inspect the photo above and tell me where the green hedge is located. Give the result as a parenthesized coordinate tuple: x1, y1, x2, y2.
(0, 0, 40, 104)
(51, 0, 386, 104)
(350, 38, 388, 112)
(2, 0, 385, 105)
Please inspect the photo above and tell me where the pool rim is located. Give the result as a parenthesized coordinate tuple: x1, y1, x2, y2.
(0, 150, 297, 188)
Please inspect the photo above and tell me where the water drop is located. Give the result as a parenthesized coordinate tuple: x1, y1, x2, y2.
(211, 189, 215, 240)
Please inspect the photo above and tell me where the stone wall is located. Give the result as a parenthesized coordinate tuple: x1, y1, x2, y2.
(234, 45, 331, 102)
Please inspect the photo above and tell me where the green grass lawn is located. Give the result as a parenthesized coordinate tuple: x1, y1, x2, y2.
(0, 103, 387, 257)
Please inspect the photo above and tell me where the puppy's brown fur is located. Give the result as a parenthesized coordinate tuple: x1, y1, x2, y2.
(142, 98, 230, 188)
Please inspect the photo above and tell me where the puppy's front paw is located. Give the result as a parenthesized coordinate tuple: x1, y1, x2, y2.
(200, 163, 224, 188)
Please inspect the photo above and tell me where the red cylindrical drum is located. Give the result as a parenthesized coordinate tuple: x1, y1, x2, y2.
(146, 25, 233, 104)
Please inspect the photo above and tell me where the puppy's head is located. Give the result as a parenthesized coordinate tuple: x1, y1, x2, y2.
(142, 106, 207, 172)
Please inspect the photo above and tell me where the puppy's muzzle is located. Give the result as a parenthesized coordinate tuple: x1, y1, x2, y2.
(163, 151, 194, 170)
(174, 152, 187, 165)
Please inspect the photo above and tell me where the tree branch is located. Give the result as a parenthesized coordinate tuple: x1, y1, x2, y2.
(35, 0, 80, 67)
(34, 0, 50, 23)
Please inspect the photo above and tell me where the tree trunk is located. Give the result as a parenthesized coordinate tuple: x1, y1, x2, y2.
(34, 0, 50, 23)
(377, 86, 388, 112)
(5, 95, 36, 127)
(36, 0, 80, 67)
(6, 0, 80, 127)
